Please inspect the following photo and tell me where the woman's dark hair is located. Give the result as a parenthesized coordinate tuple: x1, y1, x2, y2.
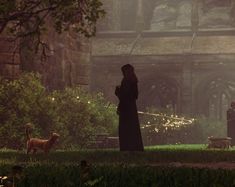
(121, 64, 138, 83)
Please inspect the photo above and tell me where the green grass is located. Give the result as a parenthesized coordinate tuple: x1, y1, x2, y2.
(2, 145, 235, 187)
(146, 144, 208, 150)
(1, 144, 235, 165)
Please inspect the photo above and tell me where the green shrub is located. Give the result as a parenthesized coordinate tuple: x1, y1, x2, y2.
(195, 116, 226, 143)
(0, 73, 45, 149)
(50, 88, 118, 149)
(1, 72, 226, 149)
(0, 73, 118, 149)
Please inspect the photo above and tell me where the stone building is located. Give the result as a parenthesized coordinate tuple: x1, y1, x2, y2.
(0, 36, 21, 79)
(91, 0, 235, 119)
(0, 27, 91, 90)
(1, 0, 235, 119)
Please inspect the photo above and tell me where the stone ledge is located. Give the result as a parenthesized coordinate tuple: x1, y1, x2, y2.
(92, 35, 235, 56)
(96, 31, 138, 38)
(96, 28, 235, 38)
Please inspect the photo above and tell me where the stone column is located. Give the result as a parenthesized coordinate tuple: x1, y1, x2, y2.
(34, 27, 92, 90)
(135, 0, 144, 32)
(59, 31, 91, 90)
(112, 0, 121, 30)
(0, 37, 20, 79)
(181, 61, 193, 115)
(191, 0, 199, 33)
(231, 0, 235, 26)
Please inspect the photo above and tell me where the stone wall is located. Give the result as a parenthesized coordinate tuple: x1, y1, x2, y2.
(97, 0, 139, 31)
(43, 29, 91, 90)
(92, 30, 235, 56)
(0, 22, 91, 90)
(0, 36, 20, 79)
(98, 0, 235, 32)
(91, 30, 235, 118)
(91, 0, 235, 118)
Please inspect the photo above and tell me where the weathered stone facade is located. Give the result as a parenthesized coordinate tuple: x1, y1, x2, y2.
(0, 27, 91, 90)
(38, 29, 91, 90)
(1, 0, 235, 119)
(91, 0, 235, 119)
(0, 36, 20, 79)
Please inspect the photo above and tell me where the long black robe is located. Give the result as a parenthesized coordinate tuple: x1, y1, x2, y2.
(115, 79, 144, 151)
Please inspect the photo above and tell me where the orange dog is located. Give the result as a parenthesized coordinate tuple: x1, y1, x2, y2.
(25, 123, 59, 154)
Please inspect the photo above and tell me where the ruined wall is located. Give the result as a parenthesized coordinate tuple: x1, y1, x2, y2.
(97, 0, 139, 31)
(98, 0, 235, 32)
(91, 32, 235, 119)
(0, 36, 20, 79)
(90, 0, 235, 119)
(0, 20, 91, 90)
(41, 29, 91, 90)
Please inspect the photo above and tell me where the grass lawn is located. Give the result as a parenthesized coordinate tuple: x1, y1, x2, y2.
(146, 144, 208, 150)
(1, 144, 235, 165)
(1, 145, 235, 186)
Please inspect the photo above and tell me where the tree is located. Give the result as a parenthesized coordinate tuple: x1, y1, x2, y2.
(0, 0, 105, 56)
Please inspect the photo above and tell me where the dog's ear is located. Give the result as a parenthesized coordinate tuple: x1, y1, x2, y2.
(25, 123, 33, 128)
(52, 133, 60, 137)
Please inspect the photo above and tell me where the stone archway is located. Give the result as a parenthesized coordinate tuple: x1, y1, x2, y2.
(195, 74, 235, 120)
(138, 75, 180, 113)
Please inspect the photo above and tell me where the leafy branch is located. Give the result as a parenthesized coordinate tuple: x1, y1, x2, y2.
(0, 0, 105, 59)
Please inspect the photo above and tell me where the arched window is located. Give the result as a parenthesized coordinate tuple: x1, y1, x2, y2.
(197, 77, 235, 120)
(207, 78, 235, 120)
(139, 77, 179, 113)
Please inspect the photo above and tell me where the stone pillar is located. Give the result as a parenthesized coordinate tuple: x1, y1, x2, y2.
(136, 0, 144, 32)
(191, 0, 199, 33)
(19, 24, 92, 90)
(0, 37, 20, 79)
(70, 35, 91, 90)
(112, 0, 121, 30)
(231, 0, 235, 26)
(181, 61, 193, 115)
(52, 31, 91, 90)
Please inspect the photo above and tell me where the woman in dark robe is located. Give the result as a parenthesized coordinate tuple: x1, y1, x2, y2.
(115, 64, 144, 151)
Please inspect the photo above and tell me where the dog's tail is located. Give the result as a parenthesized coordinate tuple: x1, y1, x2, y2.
(25, 123, 32, 141)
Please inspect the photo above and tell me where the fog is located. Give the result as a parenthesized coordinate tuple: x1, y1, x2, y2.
(91, 0, 235, 120)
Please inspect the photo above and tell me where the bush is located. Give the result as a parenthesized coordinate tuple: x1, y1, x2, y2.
(1, 73, 226, 149)
(195, 116, 226, 143)
(50, 87, 118, 149)
(0, 73, 45, 149)
(0, 73, 118, 149)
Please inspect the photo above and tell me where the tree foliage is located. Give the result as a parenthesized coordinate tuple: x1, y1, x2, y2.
(0, 0, 105, 55)
(0, 73, 118, 149)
